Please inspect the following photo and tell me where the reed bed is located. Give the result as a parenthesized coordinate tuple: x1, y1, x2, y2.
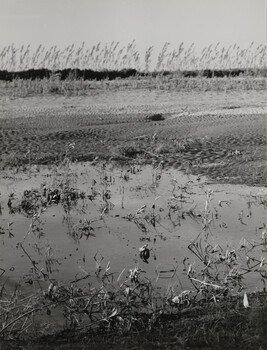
(1, 41, 266, 97)
(0, 41, 266, 72)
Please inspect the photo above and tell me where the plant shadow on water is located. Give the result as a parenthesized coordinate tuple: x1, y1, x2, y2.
(0, 159, 266, 340)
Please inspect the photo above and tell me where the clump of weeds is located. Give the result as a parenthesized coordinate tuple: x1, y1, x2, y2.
(8, 189, 45, 217)
(113, 143, 145, 160)
(186, 189, 267, 301)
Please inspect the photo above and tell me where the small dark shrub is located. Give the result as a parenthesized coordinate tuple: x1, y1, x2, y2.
(146, 114, 165, 122)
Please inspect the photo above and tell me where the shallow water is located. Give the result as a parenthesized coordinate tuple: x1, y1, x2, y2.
(0, 162, 266, 294)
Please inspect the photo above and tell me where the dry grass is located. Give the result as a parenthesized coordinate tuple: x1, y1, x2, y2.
(2, 74, 267, 99)
(0, 41, 266, 98)
(0, 41, 266, 72)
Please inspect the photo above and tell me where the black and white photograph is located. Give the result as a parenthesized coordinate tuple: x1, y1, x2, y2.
(0, 1, 266, 349)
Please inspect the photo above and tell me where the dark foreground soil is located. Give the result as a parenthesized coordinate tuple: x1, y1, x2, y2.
(0, 88, 266, 187)
(1, 292, 267, 350)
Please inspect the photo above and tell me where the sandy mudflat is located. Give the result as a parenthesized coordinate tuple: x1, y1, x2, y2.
(0, 88, 266, 186)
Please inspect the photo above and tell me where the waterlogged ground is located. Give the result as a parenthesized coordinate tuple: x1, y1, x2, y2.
(1, 161, 266, 295)
(0, 85, 266, 348)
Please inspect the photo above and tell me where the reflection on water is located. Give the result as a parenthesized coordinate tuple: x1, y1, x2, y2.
(0, 161, 266, 294)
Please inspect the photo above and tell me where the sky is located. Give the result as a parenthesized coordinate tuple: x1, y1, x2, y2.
(0, 0, 266, 55)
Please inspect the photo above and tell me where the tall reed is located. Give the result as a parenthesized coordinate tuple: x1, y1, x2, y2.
(0, 41, 266, 72)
